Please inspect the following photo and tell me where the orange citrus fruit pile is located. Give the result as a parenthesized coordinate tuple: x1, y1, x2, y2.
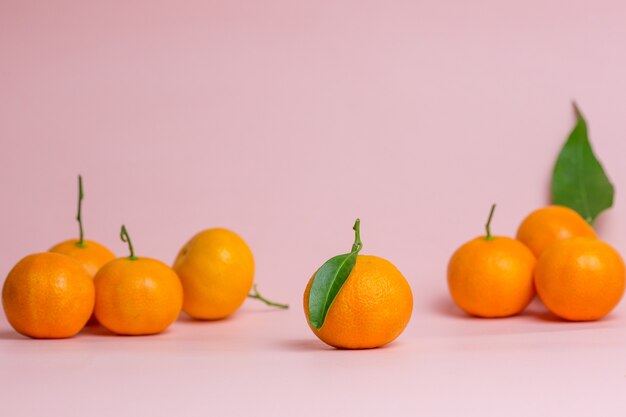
(4, 174, 623, 345)
(2, 177, 285, 339)
(448, 205, 625, 321)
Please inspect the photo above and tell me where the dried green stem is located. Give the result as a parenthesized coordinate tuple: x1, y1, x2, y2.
(120, 225, 138, 260)
(248, 284, 289, 309)
(485, 204, 496, 241)
(351, 218, 363, 252)
(75, 175, 86, 247)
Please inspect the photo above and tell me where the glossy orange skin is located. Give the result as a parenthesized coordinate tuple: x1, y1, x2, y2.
(535, 237, 625, 321)
(516, 206, 597, 258)
(49, 239, 115, 277)
(448, 236, 536, 318)
(304, 255, 413, 349)
(94, 257, 183, 335)
(2, 252, 95, 339)
(173, 228, 254, 320)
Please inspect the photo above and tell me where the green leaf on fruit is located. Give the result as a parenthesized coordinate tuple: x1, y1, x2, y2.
(552, 104, 614, 224)
(307, 219, 362, 330)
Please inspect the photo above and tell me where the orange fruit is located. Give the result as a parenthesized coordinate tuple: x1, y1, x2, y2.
(173, 228, 254, 320)
(448, 236, 536, 317)
(535, 237, 625, 321)
(94, 225, 183, 335)
(2, 252, 95, 339)
(516, 205, 596, 258)
(94, 257, 183, 335)
(303, 255, 413, 349)
(49, 239, 115, 277)
(448, 205, 536, 317)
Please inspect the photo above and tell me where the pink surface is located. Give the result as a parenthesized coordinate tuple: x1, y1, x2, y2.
(2, 1, 626, 416)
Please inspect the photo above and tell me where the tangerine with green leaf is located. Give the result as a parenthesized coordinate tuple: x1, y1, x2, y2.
(49, 176, 115, 277)
(303, 219, 413, 349)
(94, 225, 183, 335)
(448, 205, 536, 318)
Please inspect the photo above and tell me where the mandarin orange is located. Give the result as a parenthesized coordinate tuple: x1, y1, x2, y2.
(448, 205, 536, 317)
(535, 237, 625, 321)
(94, 226, 183, 335)
(303, 220, 412, 349)
(50, 239, 115, 277)
(173, 228, 254, 320)
(304, 254, 413, 349)
(516, 205, 596, 258)
(2, 252, 94, 338)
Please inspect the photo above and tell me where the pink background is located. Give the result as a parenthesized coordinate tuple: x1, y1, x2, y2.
(2, 1, 626, 415)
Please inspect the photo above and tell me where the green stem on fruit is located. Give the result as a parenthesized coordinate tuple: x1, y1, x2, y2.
(351, 218, 363, 253)
(75, 175, 86, 248)
(248, 284, 289, 309)
(485, 204, 496, 241)
(120, 225, 138, 260)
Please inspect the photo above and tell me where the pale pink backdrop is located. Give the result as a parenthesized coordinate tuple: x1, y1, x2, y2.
(2, 1, 626, 416)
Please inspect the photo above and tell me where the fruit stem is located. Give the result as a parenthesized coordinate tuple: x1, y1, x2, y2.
(352, 218, 363, 253)
(248, 284, 289, 309)
(120, 225, 138, 260)
(75, 175, 86, 248)
(485, 204, 496, 241)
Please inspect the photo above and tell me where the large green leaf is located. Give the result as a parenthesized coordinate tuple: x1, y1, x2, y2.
(307, 219, 362, 330)
(552, 104, 614, 224)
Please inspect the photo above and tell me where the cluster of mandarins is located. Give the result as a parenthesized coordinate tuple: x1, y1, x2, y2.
(448, 205, 625, 321)
(2, 179, 268, 339)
